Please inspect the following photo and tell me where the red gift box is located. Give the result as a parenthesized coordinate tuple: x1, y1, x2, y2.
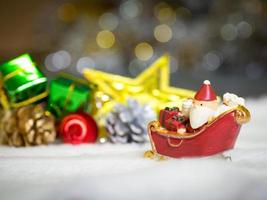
(165, 118, 186, 132)
(159, 107, 180, 127)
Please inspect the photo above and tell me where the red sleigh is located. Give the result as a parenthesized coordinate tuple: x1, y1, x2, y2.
(145, 105, 250, 159)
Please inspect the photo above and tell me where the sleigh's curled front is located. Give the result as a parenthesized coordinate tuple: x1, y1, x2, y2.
(145, 105, 250, 158)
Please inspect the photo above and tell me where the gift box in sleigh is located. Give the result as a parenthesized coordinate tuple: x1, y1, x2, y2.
(145, 105, 250, 159)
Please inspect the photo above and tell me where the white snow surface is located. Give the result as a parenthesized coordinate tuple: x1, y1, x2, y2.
(1, 96, 267, 200)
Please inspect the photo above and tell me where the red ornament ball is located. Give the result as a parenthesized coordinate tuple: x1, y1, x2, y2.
(59, 112, 98, 144)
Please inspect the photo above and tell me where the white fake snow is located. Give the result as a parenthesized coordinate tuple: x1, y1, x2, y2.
(0, 96, 267, 200)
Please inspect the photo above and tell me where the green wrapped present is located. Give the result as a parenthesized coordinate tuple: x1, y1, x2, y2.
(0, 54, 47, 108)
(47, 76, 92, 118)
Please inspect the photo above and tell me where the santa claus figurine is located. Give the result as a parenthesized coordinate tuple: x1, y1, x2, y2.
(185, 80, 218, 129)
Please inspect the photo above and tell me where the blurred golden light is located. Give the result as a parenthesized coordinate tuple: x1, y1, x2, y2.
(57, 3, 77, 23)
(112, 82, 124, 90)
(96, 30, 115, 49)
(154, 2, 176, 24)
(101, 94, 110, 102)
(154, 24, 172, 43)
(134, 43, 153, 61)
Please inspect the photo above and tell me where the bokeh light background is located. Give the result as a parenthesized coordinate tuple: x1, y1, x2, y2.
(0, 0, 267, 96)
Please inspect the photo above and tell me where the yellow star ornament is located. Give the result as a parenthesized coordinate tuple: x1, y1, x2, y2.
(83, 55, 195, 138)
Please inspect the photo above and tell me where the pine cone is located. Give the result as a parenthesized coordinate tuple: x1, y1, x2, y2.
(0, 104, 56, 147)
(105, 99, 156, 144)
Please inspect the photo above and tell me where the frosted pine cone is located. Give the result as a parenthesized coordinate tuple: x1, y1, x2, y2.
(105, 99, 156, 144)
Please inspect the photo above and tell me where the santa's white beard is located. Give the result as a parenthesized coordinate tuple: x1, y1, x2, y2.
(189, 105, 215, 129)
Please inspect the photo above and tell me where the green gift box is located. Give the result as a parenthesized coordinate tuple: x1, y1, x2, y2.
(0, 54, 47, 108)
(47, 77, 92, 118)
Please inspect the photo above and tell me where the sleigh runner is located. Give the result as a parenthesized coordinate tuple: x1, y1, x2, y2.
(145, 105, 250, 158)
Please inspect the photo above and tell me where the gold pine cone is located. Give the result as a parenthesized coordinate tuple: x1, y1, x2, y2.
(0, 104, 56, 147)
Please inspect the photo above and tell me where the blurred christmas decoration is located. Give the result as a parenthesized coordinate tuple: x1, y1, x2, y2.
(47, 75, 92, 119)
(0, 80, 10, 110)
(0, 54, 47, 108)
(0, 0, 265, 148)
(59, 112, 98, 144)
(84, 55, 195, 138)
(105, 98, 156, 144)
(0, 54, 56, 147)
(0, 104, 56, 147)
(23, 0, 266, 96)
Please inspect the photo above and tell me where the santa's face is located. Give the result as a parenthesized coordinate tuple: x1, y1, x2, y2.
(189, 104, 215, 129)
(194, 100, 218, 110)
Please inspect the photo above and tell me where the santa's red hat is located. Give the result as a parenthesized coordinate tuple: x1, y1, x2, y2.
(194, 80, 217, 101)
